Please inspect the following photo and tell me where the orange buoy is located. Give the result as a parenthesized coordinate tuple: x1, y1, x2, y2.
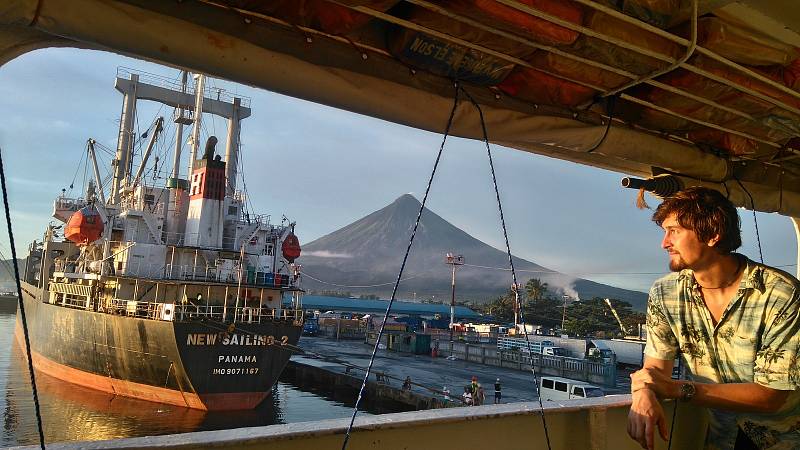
(64, 206, 104, 246)
(281, 233, 301, 262)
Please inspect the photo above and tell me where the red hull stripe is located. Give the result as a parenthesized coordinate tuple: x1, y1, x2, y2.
(15, 327, 269, 411)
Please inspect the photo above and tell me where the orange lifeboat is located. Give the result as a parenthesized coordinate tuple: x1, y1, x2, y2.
(64, 206, 104, 246)
(281, 233, 301, 262)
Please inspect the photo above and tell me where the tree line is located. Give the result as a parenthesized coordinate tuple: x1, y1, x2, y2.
(478, 278, 646, 338)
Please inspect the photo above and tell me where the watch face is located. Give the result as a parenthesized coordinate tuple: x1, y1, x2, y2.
(681, 382, 695, 401)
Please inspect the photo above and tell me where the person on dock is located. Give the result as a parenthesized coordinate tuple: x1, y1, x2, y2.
(462, 386, 473, 406)
(442, 385, 450, 403)
(402, 376, 412, 391)
(627, 187, 800, 450)
(494, 378, 502, 404)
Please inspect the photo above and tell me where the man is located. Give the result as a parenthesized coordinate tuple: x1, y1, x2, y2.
(494, 378, 502, 404)
(627, 187, 800, 450)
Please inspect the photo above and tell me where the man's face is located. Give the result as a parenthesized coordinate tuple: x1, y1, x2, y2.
(660, 213, 713, 272)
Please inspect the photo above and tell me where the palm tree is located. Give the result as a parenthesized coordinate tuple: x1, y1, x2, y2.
(525, 278, 548, 304)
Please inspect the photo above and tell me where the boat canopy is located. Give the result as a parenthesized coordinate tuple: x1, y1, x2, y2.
(1, 0, 800, 218)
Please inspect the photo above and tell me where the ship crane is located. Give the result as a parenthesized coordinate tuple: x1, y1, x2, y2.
(603, 298, 629, 337)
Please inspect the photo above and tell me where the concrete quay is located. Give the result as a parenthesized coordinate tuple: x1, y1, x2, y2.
(294, 336, 633, 409)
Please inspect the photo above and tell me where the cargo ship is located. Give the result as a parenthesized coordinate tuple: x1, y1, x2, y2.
(16, 68, 304, 411)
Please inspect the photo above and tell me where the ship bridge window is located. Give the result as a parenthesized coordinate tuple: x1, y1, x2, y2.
(555, 382, 568, 392)
(542, 379, 554, 389)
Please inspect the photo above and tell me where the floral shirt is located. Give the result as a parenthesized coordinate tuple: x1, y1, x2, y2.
(645, 255, 800, 449)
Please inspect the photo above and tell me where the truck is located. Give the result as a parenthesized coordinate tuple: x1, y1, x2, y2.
(589, 339, 645, 367)
(539, 376, 605, 401)
(497, 337, 567, 356)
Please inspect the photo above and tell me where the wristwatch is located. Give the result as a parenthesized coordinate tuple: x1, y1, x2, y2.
(679, 382, 696, 402)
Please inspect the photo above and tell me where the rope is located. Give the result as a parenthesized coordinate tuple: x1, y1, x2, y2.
(460, 86, 552, 450)
(585, 96, 617, 154)
(341, 83, 460, 450)
(0, 146, 46, 450)
(733, 176, 764, 264)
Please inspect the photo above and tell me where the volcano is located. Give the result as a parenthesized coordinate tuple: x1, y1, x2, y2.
(297, 194, 648, 310)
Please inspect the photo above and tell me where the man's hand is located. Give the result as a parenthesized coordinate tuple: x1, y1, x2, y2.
(628, 388, 669, 450)
(631, 366, 679, 399)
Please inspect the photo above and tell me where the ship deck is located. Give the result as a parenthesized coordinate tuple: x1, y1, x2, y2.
(7, 396, 707, 450)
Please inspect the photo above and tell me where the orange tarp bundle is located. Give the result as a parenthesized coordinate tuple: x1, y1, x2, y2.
(388, 6, 537, 85)
(236, 0, 397, 36)
(687, 129, 758, 156)
(498, 67, 596, 107)
(641, 55, 799, 120)
(571, 10, 681, 76)
(783, 59, 800, 91)
(676, 17, 800, 67)
(443, 0, 584, 46)
(620, 0, 686, 29)
(528, 51, 629, 91)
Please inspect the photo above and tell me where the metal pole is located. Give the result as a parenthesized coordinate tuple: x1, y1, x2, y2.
(450, 263, 456, 343)
(87, 140, 107, 205)
(131, 117, 164, 190)
(112, 74, 138, 204)
(187, 74, 205, 174)
(234, 244, 245, 323)
(444, 253, 464, 342)
(561, 295, 568, 333)
(224, 97, 241, 196)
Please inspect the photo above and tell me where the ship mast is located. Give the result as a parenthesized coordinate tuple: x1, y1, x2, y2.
(111, 73, 139, 204)
(187, 73, 205, 172)
(165, 71, 190, 245)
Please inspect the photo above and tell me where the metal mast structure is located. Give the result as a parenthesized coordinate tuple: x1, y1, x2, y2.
(445, 253, 464, 341)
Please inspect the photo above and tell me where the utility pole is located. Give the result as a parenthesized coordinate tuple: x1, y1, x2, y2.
(561, 295, 570, 334)
(445, 253, 464, 342)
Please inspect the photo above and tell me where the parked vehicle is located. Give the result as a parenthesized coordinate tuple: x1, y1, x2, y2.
(497, 337, 568, 356)
(542, 346, 566, 357)
(590, 339, 645, 367)
(587, 341, 616, 364)
(302, 318, 319, 336)
(539, 376, 604, 401)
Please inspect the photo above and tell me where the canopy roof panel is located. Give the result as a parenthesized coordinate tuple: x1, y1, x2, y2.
(1, 0, 799, 215)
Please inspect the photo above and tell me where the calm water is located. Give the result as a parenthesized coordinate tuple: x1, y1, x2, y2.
(0, 298, 377, 447)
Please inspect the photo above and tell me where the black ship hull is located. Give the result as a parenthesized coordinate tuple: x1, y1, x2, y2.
(15, 282, 301, 410)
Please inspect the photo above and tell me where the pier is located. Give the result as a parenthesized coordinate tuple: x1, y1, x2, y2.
(292, 336, 632, 410)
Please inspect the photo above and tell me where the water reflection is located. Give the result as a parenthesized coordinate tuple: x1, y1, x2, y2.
(0, 305, 379, 447)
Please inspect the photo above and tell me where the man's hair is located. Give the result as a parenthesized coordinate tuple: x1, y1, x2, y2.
(652, 187, 741, 253)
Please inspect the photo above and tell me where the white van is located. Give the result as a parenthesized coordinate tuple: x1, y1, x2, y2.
(539, 376, 604, 401)
(542, 346, 566, 356)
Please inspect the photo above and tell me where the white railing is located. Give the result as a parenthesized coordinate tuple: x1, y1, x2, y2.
(117, 67, 252, 108)
(50, 291, 303, 324)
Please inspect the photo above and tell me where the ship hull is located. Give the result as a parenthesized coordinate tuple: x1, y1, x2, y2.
(15, 282, 301, 410)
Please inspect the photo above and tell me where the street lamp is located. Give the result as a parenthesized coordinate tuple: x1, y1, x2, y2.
(445, 253, 464, 342)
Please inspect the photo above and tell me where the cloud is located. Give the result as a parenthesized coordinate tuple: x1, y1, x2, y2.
(304, 250, 353, 258)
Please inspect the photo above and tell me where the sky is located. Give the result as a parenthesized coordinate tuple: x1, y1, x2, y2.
(0, 48, 796, 293)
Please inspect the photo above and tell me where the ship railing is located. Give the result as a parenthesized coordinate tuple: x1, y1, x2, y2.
(53, 196, 85, 212)
(97, 297, 303, 323)
(173, 304, 303, 323)
(117, 67, 252, 108)
(162, 263, 297, 289)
